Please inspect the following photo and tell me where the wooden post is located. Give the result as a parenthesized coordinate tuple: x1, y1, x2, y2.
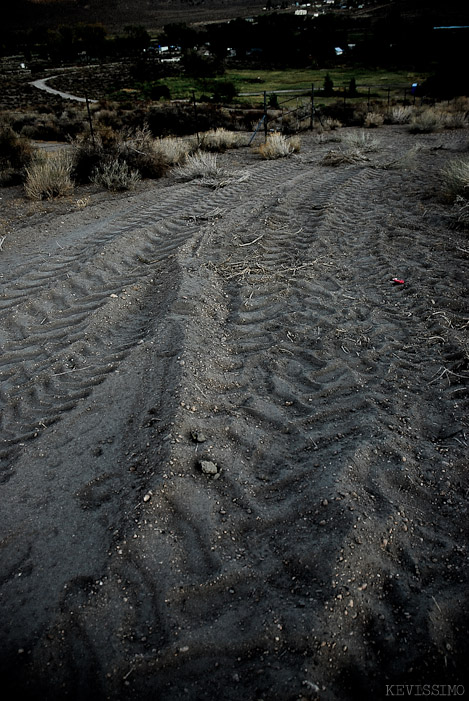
(310, 83, 315, 130)
(367, 86, 371, 111)
(85, 94, 95, 148)
(263, 91, 268, 142)
(192, 91, 199, 145)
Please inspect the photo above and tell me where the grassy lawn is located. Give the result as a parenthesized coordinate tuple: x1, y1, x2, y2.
(162, 67, 429, 103)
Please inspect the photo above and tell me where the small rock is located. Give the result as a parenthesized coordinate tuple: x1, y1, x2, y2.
(190, 430, 206, 443)
(200, 460, 218, 475)
(143, 493, 151, 503)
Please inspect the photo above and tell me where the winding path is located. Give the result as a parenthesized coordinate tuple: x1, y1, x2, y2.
(30, 75, 97, 103)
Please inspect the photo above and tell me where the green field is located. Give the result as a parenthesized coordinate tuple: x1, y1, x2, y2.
(162, 67, 429, 104)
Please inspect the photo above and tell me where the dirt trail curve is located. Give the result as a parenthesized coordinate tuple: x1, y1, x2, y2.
(0, 128, 468, 701)
(30, 76, 97, 103)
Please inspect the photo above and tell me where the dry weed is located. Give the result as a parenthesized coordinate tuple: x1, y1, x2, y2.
(91, 158, 141, 191)
(175, 152, 222, 180)
(320, 117, 343, 131)
(174, 152, 249, 188)
(409, 108, 445, 133)
(258, 133, 300, 159)
(364, 112, 384, 128)
(342, 130, 380, 152)
(154, 137, 191, 165)
(454, 195, 469, 228)
(379, 145, 421, 171)
(321, 149, 370, 166)
(200, 128, 243, 152)
(441, 158, 469, 200)
(25, 150, 74, 200)
(386, 106, 414, 124)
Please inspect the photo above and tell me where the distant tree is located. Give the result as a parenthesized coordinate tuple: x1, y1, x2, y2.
(348, 77, 358, 96)
(182, 50, 223, 78)
(124, 26, 151, 53)
(75, 23, 107, 58)
(212, 80, 238, 103)
(323, 74, 334, 96)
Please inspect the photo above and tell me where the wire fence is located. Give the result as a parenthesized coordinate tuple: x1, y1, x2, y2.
(237, 83, 427, 142)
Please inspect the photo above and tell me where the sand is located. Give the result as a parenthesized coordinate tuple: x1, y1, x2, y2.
(1, 126, 468, 700)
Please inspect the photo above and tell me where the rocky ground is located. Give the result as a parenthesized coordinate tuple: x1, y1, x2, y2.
(0, 126, 468, 700)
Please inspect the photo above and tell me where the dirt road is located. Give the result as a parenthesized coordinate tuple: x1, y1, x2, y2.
(1, 127, 468, 700)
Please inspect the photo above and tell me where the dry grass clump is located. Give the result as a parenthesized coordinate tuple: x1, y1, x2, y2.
(454, 196, 469, 228)
(154, 137, 191, 165)
(441, 158, 469, 201)
(380, 144, 421, 171)
(342, 130, 380, 152)
(321, 149, 370, 167)
(386, 106, 414, 124)
(321, 129, 381, 167)
(320, 117, 343, 131)
(24, 150, 74, 200)
(409, 108, 445, 133)
(175, 152, 222, 181)
(364, 112, 384, 128)
(200, 128, 243, 152)
(443, 112, 468, 130)
(258, 133, 300, 159)
(174, 151, 249, 188)
(91, 158, 141, 191)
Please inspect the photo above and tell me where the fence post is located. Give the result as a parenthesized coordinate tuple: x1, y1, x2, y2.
(85, 93, 95, 148)
(191, 91, 200, 145)
(343, 85, 347, 111)
(367, 86, 371, 111)
(387, 86, 391, 107)
(263, 91, 268, 142)
(310, 83, 315, 130)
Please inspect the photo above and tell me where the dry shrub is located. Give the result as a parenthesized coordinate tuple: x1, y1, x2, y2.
(91, 158, 141, 191)
(443, 112, 468, 129)
(342, 130, 380, 152)
(454, 196, 469, 228)
(0, 125, 33, 184)
(258, 133, 300, 159)
(320, 117, 343, 131)
(25, 150, 74, 200)
(200, 128, 242, 152)
(441, 158, 469, 201)
(154, 136, 191, 165)
(380, 144, 421, 171)
(174, 151, 249, 188)
(71, 134, 107, 184)
(175, 152, 222, 181)
(321, 149, 370, 167)
(119, 126, 168, 179)
(364, 111, 384, 128)
(71, 127, 170, 184)
(409, 108, 445, 133)
(386, 106, 414, 124)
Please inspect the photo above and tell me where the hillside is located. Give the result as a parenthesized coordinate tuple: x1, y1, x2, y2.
(4, 0, 268, 32)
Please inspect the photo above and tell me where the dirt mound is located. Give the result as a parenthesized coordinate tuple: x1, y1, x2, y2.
(0, 127, 468, 700)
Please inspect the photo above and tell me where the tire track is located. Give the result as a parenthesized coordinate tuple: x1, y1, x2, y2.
(1, 131, 467, 700)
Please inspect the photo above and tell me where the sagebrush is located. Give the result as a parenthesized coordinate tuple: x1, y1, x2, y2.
(25, 150, 74, 200)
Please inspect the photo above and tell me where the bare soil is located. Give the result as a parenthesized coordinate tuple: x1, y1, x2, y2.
(1, 126, 468, 701)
